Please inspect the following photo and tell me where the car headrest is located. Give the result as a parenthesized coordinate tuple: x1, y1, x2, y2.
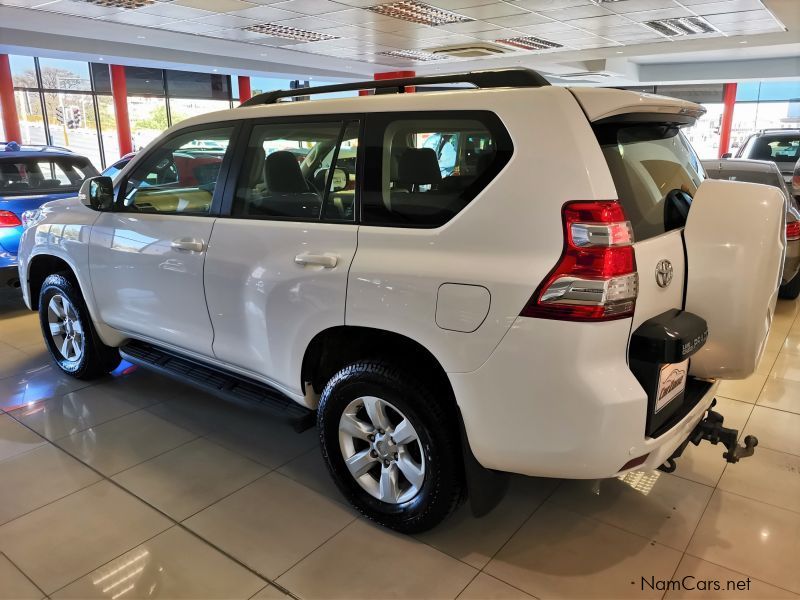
(264, 151, 308, 193)
(395, 148, 442, 186)
(0, 163, 21, 179)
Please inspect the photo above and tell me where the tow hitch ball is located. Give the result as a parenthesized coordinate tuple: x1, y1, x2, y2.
(659, 400, 758, 473)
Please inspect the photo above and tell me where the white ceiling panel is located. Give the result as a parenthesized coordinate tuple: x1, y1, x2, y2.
(438, 19, 503, 32)
(512, 0, 592, 9)
(137, 3, 213, 19)
(226, 4, 298, 19)
(704, 9, 774, 24)
(624, 7, 694, 22)
(689, 0, 768, 14)
(98, 10, 173, 26)
(602, 0, 676, 13)
(538, 4, 612, 20)
(37, 0, 124, 18)
(457, 3, 529, 20)
(176, 0, 256, 12)
(512, 20, 578, 34)
(486, 12, 553, 27)
(570, 14, 631, 31)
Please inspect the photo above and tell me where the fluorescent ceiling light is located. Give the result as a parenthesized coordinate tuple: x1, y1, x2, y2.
(367, 0, 474, 26)
(495, 36, 563, 51)
(78, 0, 155, 7)
(243, 23, 340, 41)
(377, 49, 447, 61)
(643, 17, 718, 36)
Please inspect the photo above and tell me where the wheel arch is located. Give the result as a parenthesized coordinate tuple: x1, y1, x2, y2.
(27, 253, 79, 311)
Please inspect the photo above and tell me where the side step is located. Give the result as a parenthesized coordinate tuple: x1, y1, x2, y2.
(119, 340, 315, 432)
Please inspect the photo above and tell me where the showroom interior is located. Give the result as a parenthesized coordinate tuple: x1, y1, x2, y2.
(1, 0, 799, 598)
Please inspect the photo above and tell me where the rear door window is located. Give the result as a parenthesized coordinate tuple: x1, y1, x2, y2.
(594, 123, 705, 240)
(0, 157, 96, 195)
(741, 134, 800, 164)
(362, 112, 512, 228)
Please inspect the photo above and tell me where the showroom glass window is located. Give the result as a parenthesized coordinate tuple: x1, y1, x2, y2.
(233, 120, 359, 222)
(121, 126, 234, 215)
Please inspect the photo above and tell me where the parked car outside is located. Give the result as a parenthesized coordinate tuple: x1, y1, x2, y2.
(702, 158, 800, 299)
(734, 128, 800, 187)
(17, 71, 783, 532)
(101, 152, 136, 181)
(1, 142, 98, 287)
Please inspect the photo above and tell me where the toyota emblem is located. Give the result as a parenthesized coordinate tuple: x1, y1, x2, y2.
(655, 259, 673, 288)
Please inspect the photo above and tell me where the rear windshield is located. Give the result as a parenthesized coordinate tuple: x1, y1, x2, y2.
(0, 156, 97, 196)
(741, 134, 800, 164)
(594, 124, 705, 240)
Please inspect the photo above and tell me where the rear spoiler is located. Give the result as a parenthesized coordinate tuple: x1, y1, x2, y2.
(569, 88, 706, 123)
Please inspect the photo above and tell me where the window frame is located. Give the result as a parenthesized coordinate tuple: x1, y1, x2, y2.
(218, 113, 365, 225)
(114, 119, 243, 217)
(360, 110, 514, 229)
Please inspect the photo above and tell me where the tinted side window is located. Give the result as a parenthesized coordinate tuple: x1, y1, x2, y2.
(233, 120, 359, 222)
(122, 126, 233, 215)
(362, 112, 512, 228)
(0, 157, 96, 195)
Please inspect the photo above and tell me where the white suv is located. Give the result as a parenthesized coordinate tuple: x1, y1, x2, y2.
(17, 70, 786, 533)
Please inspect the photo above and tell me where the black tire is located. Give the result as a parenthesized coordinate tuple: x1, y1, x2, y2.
(779, 271, 800, 300)
(39, 273, 121, 380)
(318, 360, 464, 533)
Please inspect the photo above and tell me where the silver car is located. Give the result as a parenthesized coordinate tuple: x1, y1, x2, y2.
(702, 158, 800, 299)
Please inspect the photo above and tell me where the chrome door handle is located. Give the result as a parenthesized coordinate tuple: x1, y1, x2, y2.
(170, 238, 205, 252)
(294, 252, 339, 268)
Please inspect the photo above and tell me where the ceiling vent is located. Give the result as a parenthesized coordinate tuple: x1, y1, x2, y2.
(243, 23, 339, 41)
(495, 36, 563, 51)
(78, 0, 154, 7)
(430, 42, 509, 58)
(378, 49, 446, 62)
(643, 17, 718, 36)
(367, 0, 474, 26)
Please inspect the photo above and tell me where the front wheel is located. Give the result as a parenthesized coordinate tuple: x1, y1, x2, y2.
(318, 361, 464, 533)
(39, 273, 121, 380)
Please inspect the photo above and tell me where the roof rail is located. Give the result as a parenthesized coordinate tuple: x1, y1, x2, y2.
(757, 128, 800, 133)
(240, 67, 549, 107)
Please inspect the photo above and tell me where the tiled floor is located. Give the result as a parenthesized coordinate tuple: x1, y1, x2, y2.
(1, 287, 799, 600)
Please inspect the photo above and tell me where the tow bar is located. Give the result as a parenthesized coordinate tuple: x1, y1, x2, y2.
(659, 399, 758, 473)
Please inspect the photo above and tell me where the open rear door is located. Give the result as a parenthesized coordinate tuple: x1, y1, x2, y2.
(684, 179, 785, 379)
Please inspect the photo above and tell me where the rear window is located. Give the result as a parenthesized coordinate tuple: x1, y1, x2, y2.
(362, 111, 513, 228)
(0, 156, 97, 196)
(706, 167, 783, 189)
(594, 124, 705, 240)
(741, 134, 800, 164)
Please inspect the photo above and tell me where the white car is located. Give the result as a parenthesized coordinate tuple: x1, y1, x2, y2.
(17, 70, 785, 533)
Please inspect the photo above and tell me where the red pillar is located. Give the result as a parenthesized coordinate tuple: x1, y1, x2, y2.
(110, 64, 133, 156)
(718, 82, 737, 158)
(0, 54, 22, 143)
(238, 76, 252, 103)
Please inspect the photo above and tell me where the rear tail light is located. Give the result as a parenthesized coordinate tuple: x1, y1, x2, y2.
(788, 221, 800, 242)
(521, 200, 638, 321)
(0, 210, 22, 228)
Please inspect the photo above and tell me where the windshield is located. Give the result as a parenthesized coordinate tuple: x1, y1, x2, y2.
(0, 156, 98, 196)
(595, 124, 705, 240)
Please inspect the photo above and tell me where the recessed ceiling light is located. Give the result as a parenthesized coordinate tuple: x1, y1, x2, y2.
(495, 36, 563, 51)
(643, 16, 718, 37)
(77, 0, 155, 8)
(377, 49, 446, 61)
(243, 23, 339, 41)
(367, 0, 473, 26)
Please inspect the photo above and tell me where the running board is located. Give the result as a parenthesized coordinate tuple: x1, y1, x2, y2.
(120, 340, 315, 432)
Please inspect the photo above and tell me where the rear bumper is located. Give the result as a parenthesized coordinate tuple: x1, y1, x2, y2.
(782, 239, 800, 285)
(450, 317, 717, 479)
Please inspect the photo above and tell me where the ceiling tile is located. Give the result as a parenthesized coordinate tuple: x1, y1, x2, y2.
(601, 0, 677, 13)
(690, 0, 766, 14)
(271, 15, 339, 28)
(704, 8, 771, 24)
(457, 2, 528, 19)
(320, 7, 396, 25)
(511, 20, 578, 34)
(161, 20, 230, 32)
(424, 0, 496, 10)
(438, 19, 503, 32)
(271, 0, 349, 14)
(37, 0, 124, 18)
(98, 10, 173, 25)
(568, 38, 619, 48)
(188, 13, 260, 26)
(465, 26, 518, 39)
(226, 4, 298, 18)
(138, 2, 213, 18)
(512, 0, 592, 9)
(539, 4, 613, 20)
(175, 0, 255, 11)
(717, 18, 783, 33)
(570, 13, 631, 30)
(624, 7, 693, 21)
(485, 11, 552, 26)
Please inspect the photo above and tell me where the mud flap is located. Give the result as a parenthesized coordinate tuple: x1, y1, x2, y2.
(457, 408, 510, 517)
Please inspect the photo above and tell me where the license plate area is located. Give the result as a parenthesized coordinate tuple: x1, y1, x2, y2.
(656, 359, 689, 414)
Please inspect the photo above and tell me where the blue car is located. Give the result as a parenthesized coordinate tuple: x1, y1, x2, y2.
(0, 142, 99, 287)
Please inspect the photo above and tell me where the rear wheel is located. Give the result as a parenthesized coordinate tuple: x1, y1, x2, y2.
(779, 271, 800, 300)
(39, 273, 121, 380)
(318, 361, 464, 533)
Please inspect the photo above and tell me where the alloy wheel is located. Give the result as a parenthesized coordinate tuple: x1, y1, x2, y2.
(46, 294, 84, 362)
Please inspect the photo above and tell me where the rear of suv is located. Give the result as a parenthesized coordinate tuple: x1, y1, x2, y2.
(16, 70, 785, 532)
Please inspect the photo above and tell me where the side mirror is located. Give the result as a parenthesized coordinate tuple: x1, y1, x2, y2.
(330, 168, 347, 192)
(78, 176, 115, 211)
(721, 153, 732, 159)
